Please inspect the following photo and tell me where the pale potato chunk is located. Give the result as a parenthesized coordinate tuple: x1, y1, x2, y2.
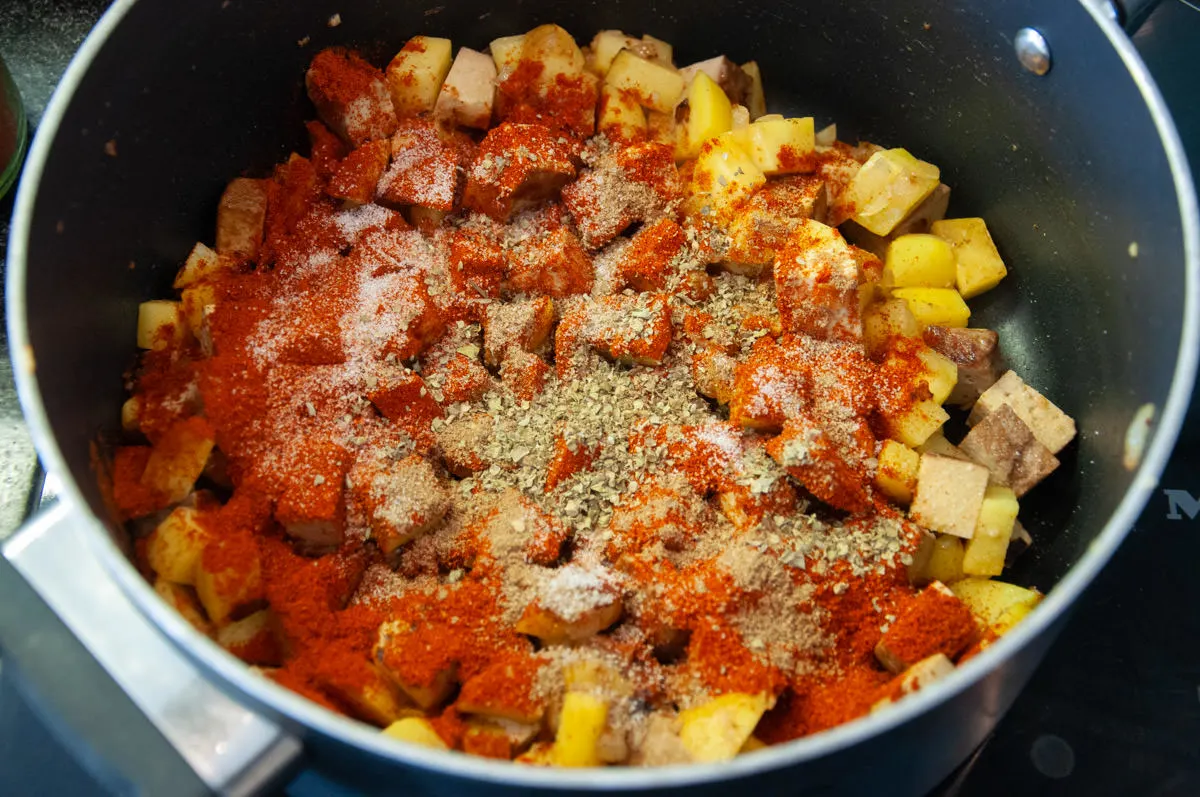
(521, 24, 586, 86)
(550, 692, 609, 767)
(680, 72, 732, 158)
(386, 36, 454, 117)
(147, 506, 211, 585)
(741, 61, 766, 119)
(693, 132, 765, 209)
(383, 717, 448, 749)
(968, 370, 1076, 454)
(875, 439, 919, 505)
(678, 693, 772, 763)
(434, 47, 496, 130)
(216, 609, 282, 666)
(597, 84, 648, 143)
(909, 454, 989, 539)
(121, 396, 142, 433)
(950, 577, 1042, 632)
(880, 398, 949, 448)
(605, 50, 684, 113)
(741, 117, 815, 175)
(173, 242, 230, 289)
(932, 217, 1008, 299)
(153, 578, 213, 636)
(871, 653, 954, 712)
(678, 56, 750, 105)
(141, 417, 215, 504)
(489, 34, 525, 78)
(137, 300, 184, 351)
(846, 148, 940, 236)
(962, 485, 1019, 577)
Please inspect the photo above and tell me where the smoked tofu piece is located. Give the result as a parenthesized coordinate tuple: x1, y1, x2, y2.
(482, 296, 555, 367)
(385, 36, 454, 117)
(968, 371, 1076, 455)
(327, 139, 391, 205)
(775, 219, 863, 340)
(909, 454, 989, 539)
(350, 454, 451, 556)
(613, 217, 688, 292)
(141, 417, 215, 505)
(582, 293, 672, 365)
(923, 326, 1004, 408)
(562, 142, 683, 249)
(275, 440, 350, 549)
(463, 123, 576, 222)
(306, 48, 398, 146)
(368, 368, 444, 427)
(691, 348, 737, 405)
(428, 353, 493, 404)
(216, 178, 269, 258)
(457, 653, 546, 724)
(959, 404, 1059, 496)
(729, 344, 807, 433)
(871, 653, 954, 711)
(146, 506, 212, 585)
(377, 120, 470, 211)
(376, 620, 460, 709)
(500, 349, 551, 401)
(874, 581, 977, 673)
(506, 227, 595, 297)
(679, 56, 751, 106)
(434, 47, 497, 130)
(766, 414, 870, 513)
(436, 411, 496, 476)
(516, 595, 624, 645)
(449, 229, 507, 297)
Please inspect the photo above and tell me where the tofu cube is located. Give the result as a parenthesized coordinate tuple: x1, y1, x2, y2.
(195, 531, 264, 626)
(482, 296, 555, 367)
(516, 565, 623, 644)
(434, 47, 497, 130)
(385, 36, 454, 118)
(766, 415, 870, 513)
(846, 148, 941, 236)
(137, 300, 185, 351)
(141, 416, 215, 504)
(775, 219, 863, 340)
(909, 454, 989, 539)
(463, 123, 576, 222)
(691, 347, 737, 405)
(961, 485, 1019, 577)
(500, 349, 550, 401)
(306, 48, 398, 146)
(724, 175, 829, 272)
(375, 620, 460, 709)
(327, 139, 391, 205)
(583, 294, 673, 365)
(968, 370, 1076, 454)
(678, 693, 772, 763)
(614, 217, 688, 292)
(456, 653, 546, 724)
(435, 411, 496, 477)
(506, 227, 595, 297)
(604, 50, 684, 113)
(350, 454, 450, 556)
(216, 177, 269, 258)
(146, 506, 212, 585)
(449, 229, 507, 297)
(923, 325, 1004, 408)
(729, 348, 808, 433)
(874, 581, 977, 672)
(931, 217, 1008, 299)
(545, 434, 602, 492)
(275, 441, 349, 549)
(891, 287, 970, 329)
(875, 439, 920, 505)
(429, 354, 493, 405)
(959, 403, 1059, 496)
(367, 368, 444, 427)
(377, 120, 466, 211)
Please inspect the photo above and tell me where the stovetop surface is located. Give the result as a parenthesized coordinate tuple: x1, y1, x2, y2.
(0, 1, 1198, 795)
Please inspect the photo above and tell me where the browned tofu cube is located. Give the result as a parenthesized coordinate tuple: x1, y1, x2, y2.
(275, 439, 350, 549)
(923, 325, 1004, 408)
(500, 349, 550, 401)
(428, 353, 494, 405)
(724, 176, 829, 272)
(376, 620, 460, 709)
(562, 142, 683, 249)
(434, 47, 497, 130)
(482, 296, 555, 367)
(506, 227, 595, 297)
(140, 416, 215, 505)
(691, 347, 737, 405)
(875, 581, 978, 673)
(377, 119, 470, 211)
(515, 569, 623, 644)
(216, 178, 269, 259)
(583, 294, 672, 365)
(463, 123, 577, 222)
(435, 412, 496, 477)
(968, 371, 1076, 454)
(959, 403, 1059, 496)
(349, 454, 450, 556)
(449, 228, 507, 298)
(728, 342, 808, 433)
(476, 489, 570, 567)
(910, 454, 989, 539)
(305, 48, 398, 146)
(456, 652, 546, 724)
(368, 368, 444, 427)
(775, 219, 863, 340)
(679, 56, 751, 105)
(326, 139, 392, 205)
(613, 217, 688, 292)
(766, 414, 870, 513)
(195, 529, 265, 626)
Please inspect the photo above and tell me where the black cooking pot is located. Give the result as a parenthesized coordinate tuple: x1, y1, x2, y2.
(4, 0, 1197, 794)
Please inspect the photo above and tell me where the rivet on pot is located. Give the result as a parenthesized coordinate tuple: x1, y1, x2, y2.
(1014, 28, 1052, 76)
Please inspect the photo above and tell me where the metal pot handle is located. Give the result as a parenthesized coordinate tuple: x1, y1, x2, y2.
(1, 503, 303, 796)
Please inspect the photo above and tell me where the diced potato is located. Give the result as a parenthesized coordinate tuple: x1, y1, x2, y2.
(216, 609, 282, 666)
(968, 371, 1076, 454)
(383, 717, 449, 749)
(434, 47, 497, 130)
(153, 578, 212, 636)
(489, 34, 526, 77)
(891, 287, 971, 329)
(215, 177, 269, 258)
(678, 693, 772, 763)
(682, 72, 732, 159)
(871, 653, 954, 712)
(605, 50, 684, 113)
(883, 234, 956, 288)
(962, 485, 1019, 577)
(846, 148, 940, 236)
(516, 742, 555, 766)
(551, 692, 608, 767)
(875, 439, 919, 505)
(590, 30, 633, 74)
(863, 298, 920, 358)
(815, 122, 837, 147)
(180, 282, 217, 340)
(731, 105, 750, 130)
(194, 535, 263, 626)
(386, 36, 454, 117)
(515, 597, 623, 645)
(598, 85, 648, 143)
(924, 535, 966, 584)
(693, 132, 766, 209)
(121, 396, 142, 433)
(917, 431, 968, 460)
(141, 417, 215, 504)
(137, 300, 184, 351)
(323, 666, 417, 727)
(915, 345, 958, 405)
(146, 506, 211, 585)
(880, 398, 949, 448)
(932, 217, 1008, 299)
(741, 61, 765, 119)
(909, 454, 989, 539)
(521, 24, 586, 86)
(741, 117, 815, 175)
(950, 577, 1042, 632)
(740, 735, 768, 753)
(173, 242, 230, 289)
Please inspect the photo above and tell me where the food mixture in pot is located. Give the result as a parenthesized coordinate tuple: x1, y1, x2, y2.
(111, 24, 1077, 765)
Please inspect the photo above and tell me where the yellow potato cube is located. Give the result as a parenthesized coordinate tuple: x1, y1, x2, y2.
(173, 242, 230, 290)
(891, 287, 971, 329)
(847, 148, 940, 236)
(521, 24, 585, 87)
(551, 692, 608, 767)
(146, 506, 212, 585)
(950, 577, 1042, 632)
(875, 439, 919, 505)
(153, 578, 213, 636)
(194, 541, 262, 627)
(916, 345, 959, 405)
(923, 534, 966, 584)
(386, 36, 453, 117)
(121, 396, 142, 433)
(694, 132, 766, 209)
(489, 34, 525, 78)
(881, 398, 949, 448)
(180, 282, 217, 340)
(932, 217, 1008, 299)
(740, 735, 768, 753)
(863, 298, 921, 358)
(639, 35, 674, 66)
(883, 234, 956, 288)
(605, 50, 684, 113)
(742, 117, 815, 175)
(598, 85, 647, 142)
(141, 418, 215, 504)
(590, 30, 633, 74)
(382, 717, 448, 750)
(678, 693, 772, 763)
(741, 61, 766, 119)
(962, 486, 1019, 577)
(682, 72, 732, 158)
(137, 300, 184, 351)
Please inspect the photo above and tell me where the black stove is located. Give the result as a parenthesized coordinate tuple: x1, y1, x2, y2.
(0, 2, 1198, 794)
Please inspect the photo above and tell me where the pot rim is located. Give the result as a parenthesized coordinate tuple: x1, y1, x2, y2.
(6, 0, 1198, 789)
